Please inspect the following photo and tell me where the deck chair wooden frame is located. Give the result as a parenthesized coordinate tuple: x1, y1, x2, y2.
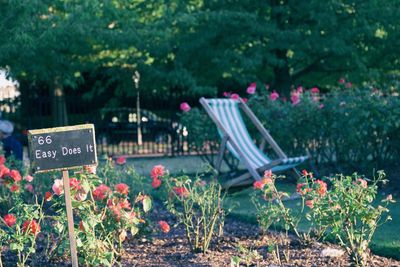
(200, 97, 308, 188)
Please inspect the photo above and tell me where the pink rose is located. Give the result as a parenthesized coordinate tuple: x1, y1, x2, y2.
(242, 98, 248, 103)
(84, 165, 97, 174)
(223, 92, 231, 97)
(52, 179, 64, 195)
(296, 86, 303, 93)
(230, 93, 240, 100)
(339, 78, 345, 84)
(264, 170, 272, 179)
(291, 93, 300, 105)
(246, 83, 256, 94)
(265, 84, 270, 90)
(24, 175, 34, 182)
(25, 184, 34, 193)
(310, 87, 319, 94)
(345, 82, 352, 88)
(269, 91, 279, 101)
(180, 102, 191, 112)
(306, 199, 314, 209)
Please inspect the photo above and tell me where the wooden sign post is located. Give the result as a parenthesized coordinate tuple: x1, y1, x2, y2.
(28, 124, 98, 267)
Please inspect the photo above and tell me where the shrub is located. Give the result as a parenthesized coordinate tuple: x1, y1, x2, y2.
(252, 169, 394, 267)
(151, 165, 226, 253)
(301, 171, 394, 267)
(251, 170, 305, 241)
(180, 84, 400, 181)
(0, 156, 152, 266)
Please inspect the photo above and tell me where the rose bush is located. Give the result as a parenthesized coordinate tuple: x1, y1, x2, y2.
(0, 156, 152, 266)
(252, 169, 394, 267)
(180, 82, 400, 183)
(150, 165, 226, 253)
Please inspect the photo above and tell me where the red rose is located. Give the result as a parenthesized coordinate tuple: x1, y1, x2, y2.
(109, 205, 121, 221)
(3, 214, 16, 227)
(296, 183, 310, 196)
(158, 220, 170, 233)
(150, 165, 165, 180)
(44, 191, 52, 202)
(93, 184, 111, 200)
(315, 180, 327, 196)
(151, 178, 162, 189)
(115, 183, 129, 195)
(305, 200, 314, 209)
(22, 220, 40, 235)
(253, 180, 265, 190)
(79, 221, 85, 232)
(69, 178, 81, 190)
(116, 156, 126, 165)
(0, 165, 10, 178)
(10, 184, 20, 193)
(9, 170, 22, 182)
(118, 199, 131, 210)
(173, 187, 189, 198)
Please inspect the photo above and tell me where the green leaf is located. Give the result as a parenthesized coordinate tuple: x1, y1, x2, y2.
(76, 238, 83, 248)
(130, 226, 139, 236)
(143, 196, 152, 213)
(230, 256, 241, 266)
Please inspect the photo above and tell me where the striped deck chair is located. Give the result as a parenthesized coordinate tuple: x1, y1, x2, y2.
(200, 97, 308, 188)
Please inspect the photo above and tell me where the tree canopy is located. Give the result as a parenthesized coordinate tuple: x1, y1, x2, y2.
(1, 0, 399, 108)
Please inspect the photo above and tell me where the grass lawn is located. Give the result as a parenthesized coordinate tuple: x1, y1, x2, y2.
(224, 182, 400, 260)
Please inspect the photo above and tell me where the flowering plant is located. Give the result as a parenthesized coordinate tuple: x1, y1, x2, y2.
(302, 171, 394, 266)
(251, 170, 304, 240)
(45, 164, 151, 266)
(0, 155, 152, 266)
(151, 165, 226, 253)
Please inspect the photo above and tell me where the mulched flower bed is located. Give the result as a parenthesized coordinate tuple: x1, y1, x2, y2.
(121, 201, 400, 267)
(1, 200, 399, 266)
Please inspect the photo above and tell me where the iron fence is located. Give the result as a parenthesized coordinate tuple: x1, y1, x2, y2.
(0, 96, 215, 157)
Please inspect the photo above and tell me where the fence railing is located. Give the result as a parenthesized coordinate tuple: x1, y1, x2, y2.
(0, 96, 216, 157)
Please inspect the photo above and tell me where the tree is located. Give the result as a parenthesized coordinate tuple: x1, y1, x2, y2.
(139, 0, 400, 96)
(0, 0, 146, 125)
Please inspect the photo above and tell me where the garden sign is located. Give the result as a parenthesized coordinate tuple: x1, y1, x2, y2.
(28, 124, 98, 267)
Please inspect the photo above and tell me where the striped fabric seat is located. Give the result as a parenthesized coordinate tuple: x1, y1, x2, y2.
(206, 99, 307, 172)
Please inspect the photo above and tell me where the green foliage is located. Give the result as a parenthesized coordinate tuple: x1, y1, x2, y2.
(250, 84, 400, 170)
(181, 84, 400, 181)
(2, 0, 400, 105)
(230, 243, 262, 267)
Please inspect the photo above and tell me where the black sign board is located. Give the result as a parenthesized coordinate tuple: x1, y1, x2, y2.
(28, 124, 97, 173)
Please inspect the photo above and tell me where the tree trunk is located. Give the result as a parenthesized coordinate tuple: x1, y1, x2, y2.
(273, 60, 292, 97)
(52, 79, 68, 126)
